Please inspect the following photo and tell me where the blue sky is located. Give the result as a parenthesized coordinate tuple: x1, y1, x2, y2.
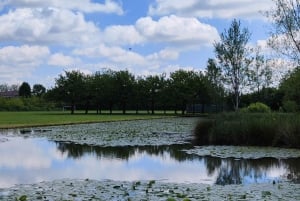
(0, 0, 273, 88)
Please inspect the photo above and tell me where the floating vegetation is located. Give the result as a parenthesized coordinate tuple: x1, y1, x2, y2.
(184, 146, 300, 159)
(1, 179, 300, 201)
(2, 118, 197, 147)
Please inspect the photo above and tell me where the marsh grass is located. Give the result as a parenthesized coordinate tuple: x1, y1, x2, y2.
(194, 113, 300, 148)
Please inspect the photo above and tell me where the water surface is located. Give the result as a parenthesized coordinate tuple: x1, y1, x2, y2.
(1, 137, 299, 188)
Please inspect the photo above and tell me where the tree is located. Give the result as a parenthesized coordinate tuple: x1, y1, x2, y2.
(214, 19, 252, 111)
(205, 58, 224, 111)
(91, 69, 117, 114)
(248, 48, 273, 96)
(144, 74, 165, 114)
(279, 67, 300, 110)
(115, 70, 135, 114)
(32, 84, 46, 97)
(169, 70, 202, 114)
(19, 82, 31, 97)
(266, 0, 300, 63)
(53, 71, 86, 114)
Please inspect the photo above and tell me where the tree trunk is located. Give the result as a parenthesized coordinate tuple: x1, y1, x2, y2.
(71, 101, 75, 114)
(85, 100, 89, 114)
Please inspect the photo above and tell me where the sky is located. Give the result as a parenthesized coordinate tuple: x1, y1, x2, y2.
(0, 0, 274, 88)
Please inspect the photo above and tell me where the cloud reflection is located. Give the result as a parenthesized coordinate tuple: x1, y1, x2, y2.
(0, 138, 299, 188)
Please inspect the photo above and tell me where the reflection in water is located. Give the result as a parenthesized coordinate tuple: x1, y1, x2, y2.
(56, 141, 300, 185)
(0, 137, 300, 188)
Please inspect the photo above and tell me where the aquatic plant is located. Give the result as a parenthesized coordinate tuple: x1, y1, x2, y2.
(193, 113, 300, 148)
(17, 195, 27, 201)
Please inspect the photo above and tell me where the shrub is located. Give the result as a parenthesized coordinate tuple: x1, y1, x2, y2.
(246, 102, 271, 113)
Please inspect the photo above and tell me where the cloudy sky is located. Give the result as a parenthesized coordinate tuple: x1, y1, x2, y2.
(0, 0, 273, 88)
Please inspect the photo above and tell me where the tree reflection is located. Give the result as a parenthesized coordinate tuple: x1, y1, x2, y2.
(55, 142, 196, 161)
(214, 158, 283, 185)
(55, 142, 300, 185)
(284, 158, 300, 183)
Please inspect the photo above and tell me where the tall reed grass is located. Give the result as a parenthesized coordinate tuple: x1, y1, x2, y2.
(194, 113, 300, 148)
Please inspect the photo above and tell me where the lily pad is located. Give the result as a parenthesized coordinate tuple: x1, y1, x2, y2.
(184, 146, 300, 159)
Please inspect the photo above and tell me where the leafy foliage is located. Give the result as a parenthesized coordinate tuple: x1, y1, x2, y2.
(266, 0, 300, 62)
(214, 19, 252, 111)
(280, 68, 300, 110)
(46, 69, 219, 114)
(245, 102, 271, 113)
(19, 82, 31, 97)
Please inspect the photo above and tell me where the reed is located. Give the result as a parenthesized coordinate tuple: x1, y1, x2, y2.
(194, 113, 300, 148)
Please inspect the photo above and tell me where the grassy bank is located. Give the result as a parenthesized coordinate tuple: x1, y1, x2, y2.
(0, 111, 173, 129)
(194, 113, 300, 148)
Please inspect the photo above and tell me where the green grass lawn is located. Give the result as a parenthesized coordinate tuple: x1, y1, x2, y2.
(0, 111, 173, 129)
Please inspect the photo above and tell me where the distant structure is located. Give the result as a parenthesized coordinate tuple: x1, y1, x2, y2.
(0, 90, 19, 98)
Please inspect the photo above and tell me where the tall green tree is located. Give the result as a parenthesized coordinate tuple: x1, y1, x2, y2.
(266, 0, 300, 63)
(206, 58, 224, 111)
(144, 74, 165, 114)
(214, 19, 252, 111)
(115, 70, 135, 114)
(19, 82, 31, 97)
(169, 70, 202, 114)
(280, 67, 300, 110)
(53, 70, 86, 114)
(32, 84, 46, 97)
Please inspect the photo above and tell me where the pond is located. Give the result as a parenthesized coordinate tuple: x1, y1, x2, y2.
(1, 136, 300, 188)
(1, 117, 300, 200)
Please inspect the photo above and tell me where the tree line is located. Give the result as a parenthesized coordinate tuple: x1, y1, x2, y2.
(46, 68, 224, 114)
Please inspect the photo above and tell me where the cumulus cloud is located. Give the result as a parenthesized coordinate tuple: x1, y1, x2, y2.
(136, 15, 219, 48)
(147, 48, 179, 61)
(103, 25, 145, 46)
(72, 15, 220, 76)
(149, 0, 272, 19)
(0, 45, 50, 84)
(0, 8, 100, 46)
(101, 15, 219, 49)
(73, 44, 146, 66)
(1, 0, 124, 14)
(48, 53, 81, 67)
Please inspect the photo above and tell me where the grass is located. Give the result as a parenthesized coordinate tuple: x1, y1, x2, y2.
(0, 111, 174, 129)
(194, 113, 300, 148)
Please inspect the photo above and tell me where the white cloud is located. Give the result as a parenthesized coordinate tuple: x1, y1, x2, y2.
(149, 0, 272, 19)
(103, 25, 145, 46)
(48, 53, 80, 67)
(101, 15, 219, 49)
(146, 48, 179, 61)
(0, 8, 100, 46)
(73, 44, 146, 66)
(0, 45, 50, 84)
(136, 15, 219, 48)
(1, 0, 124, 14)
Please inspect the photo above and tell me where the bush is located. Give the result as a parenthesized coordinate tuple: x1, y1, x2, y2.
(246, 102, 271, 113)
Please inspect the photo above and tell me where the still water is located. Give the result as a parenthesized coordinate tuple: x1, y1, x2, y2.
(0, 137, 300, 188)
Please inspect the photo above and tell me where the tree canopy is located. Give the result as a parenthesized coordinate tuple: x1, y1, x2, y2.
(266, 0, 300, 63)
(18, 82, 31, 97)
(214, 19, 252, 111)
(47, 69, 222, 114)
